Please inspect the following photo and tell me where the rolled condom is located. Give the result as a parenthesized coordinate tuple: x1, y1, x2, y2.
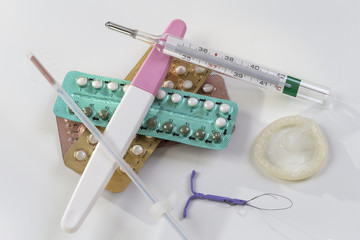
(253, 115, 328, 180)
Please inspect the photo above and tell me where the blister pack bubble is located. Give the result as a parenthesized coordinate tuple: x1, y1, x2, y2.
(53, 71, 238, 150)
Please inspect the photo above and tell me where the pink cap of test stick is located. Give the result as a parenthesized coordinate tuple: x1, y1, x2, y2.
(130, 19, 187, 96)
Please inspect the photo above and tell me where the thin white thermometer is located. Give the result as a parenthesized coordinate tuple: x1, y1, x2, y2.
(106, 21, 333, 106)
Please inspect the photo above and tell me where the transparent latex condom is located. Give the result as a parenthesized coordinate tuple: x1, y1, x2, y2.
(252, 115, 328, 180)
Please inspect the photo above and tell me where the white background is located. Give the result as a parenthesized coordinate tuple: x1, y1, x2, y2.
(1, 0, 360, 239)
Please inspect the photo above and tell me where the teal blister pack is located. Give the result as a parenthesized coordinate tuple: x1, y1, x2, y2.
(53, 71, 238, 150)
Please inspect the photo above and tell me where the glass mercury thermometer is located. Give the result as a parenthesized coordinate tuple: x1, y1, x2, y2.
(106, 21, 333, 106)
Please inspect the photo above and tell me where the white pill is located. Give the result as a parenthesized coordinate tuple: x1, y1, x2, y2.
(175, 66, 187, 75)
(163, 80, 174, 89)
(195, 66, 205, 73)
(219, 103, 230, 114)
(216, 117, 227, 128)
(187, 97, 198, 107)
(107, 81, 118, 91)
(92, 80, 102, 89)
(87, 134, 98, 145)
(131, 145, 144, 156)
(182, 80, 193, 90)
(171, 93, 182, 103)
(156, 89, 166, 100)
(74, 150, 87, 161)
(123, 84, 130, 92)
(76, 77, 87, 87)
(204, 100, 215, 110)
(202, 83, 214, 93)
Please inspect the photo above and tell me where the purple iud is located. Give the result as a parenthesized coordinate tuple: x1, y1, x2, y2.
(183, 170, 293, 218)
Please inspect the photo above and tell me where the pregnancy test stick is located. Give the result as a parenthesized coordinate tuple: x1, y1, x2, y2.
(61, 19, 187, 233)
